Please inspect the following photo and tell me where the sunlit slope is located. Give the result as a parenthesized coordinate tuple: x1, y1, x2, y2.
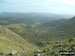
(0, 26, 37, 54)
(39, 38, 75, 56)
(6, 24, 40, 45)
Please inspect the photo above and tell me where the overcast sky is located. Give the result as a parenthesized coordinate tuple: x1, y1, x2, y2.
(0, 0, 75, 15)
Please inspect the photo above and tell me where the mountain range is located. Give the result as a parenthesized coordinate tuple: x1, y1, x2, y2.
(0, 12, 72, 25)
(0, 12, 75, 56)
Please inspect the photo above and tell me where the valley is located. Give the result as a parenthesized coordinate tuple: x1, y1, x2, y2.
(0, 13, 75, 56)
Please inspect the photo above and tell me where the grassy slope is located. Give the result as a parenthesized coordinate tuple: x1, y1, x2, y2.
(5, 17, 75, 48)
(6, 23, 75, 47)
(6, 24, 53, 46)
(0, 25, 37, 55)
(40, 38, 75, 56)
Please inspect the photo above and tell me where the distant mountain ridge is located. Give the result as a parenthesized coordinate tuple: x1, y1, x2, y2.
(0, 12, 72, 25)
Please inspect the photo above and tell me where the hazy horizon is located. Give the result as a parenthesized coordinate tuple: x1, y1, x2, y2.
(0, 0, 75, 15)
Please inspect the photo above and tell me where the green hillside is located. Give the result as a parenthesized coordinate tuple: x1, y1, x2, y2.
(38, 38, 75, 56)
(6, 24, 53, 46)
(4, 16, 75, 48)
(0, 26, 37, 56)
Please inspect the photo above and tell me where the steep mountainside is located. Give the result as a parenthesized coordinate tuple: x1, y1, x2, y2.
(42, 16, 75, 28)
(0, 26, 37, 56)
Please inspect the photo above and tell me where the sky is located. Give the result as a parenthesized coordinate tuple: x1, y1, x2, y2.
(0, 0, 75, 15)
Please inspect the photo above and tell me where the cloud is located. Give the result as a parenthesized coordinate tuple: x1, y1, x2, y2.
(3, 0, 75, 7)
(0, 0, 75, 14)
(58, 0, 75, 6)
